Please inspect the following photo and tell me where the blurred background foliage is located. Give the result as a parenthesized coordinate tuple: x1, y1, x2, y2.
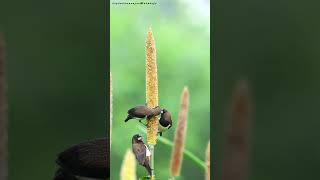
(0, 0, 108, 179)
(213, 0, 320, 179)
(2, 0, 319, 179)
(110, 0, 210, 179)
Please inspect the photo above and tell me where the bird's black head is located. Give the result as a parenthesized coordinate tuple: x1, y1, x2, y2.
(132, 134, 143, 143)
(159, 109, 172, 129)
(161, 109, 168, 114)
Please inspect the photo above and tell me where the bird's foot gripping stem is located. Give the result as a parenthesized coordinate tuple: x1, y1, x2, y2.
(139, 120, 148, 126)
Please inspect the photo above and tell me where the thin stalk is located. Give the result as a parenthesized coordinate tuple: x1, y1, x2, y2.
(149, 145, 154, 177)
(110, 72, 112, 147)
(137, 125, 206, 170)
(205, 141, 210, 180)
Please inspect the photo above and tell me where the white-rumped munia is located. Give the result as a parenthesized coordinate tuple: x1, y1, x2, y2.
(131, 134, 152, 176)
(124, 105, 162, 122)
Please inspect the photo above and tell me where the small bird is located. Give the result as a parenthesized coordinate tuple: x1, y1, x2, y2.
(158, 109, 173, 136)
(124, 105, 162, 122)
(54, 137, 109, 180)
(132, 134, 152, 176)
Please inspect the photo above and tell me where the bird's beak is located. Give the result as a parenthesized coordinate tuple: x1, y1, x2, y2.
(138, 137, 142, 141)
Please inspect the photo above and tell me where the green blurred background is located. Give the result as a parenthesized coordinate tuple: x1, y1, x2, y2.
(1, 0, 320, 179)
(110, 0, 210, 179)
(213, 0, 320, 179)
(0, 0, 108, 179)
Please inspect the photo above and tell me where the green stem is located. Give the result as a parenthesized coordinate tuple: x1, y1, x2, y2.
(149, 144, 155, 178)
(137, 125, 206, 170)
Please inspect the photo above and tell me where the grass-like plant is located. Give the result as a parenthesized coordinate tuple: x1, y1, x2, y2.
(220, 80, 251, 180)
(120, 149, 137, 180)
(115, 28, 210, 179)
(145, 27, 159, 145)
(170, 87, 189, 178)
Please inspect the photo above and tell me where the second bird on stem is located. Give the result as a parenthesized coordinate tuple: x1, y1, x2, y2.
(124, 105, 173, 136)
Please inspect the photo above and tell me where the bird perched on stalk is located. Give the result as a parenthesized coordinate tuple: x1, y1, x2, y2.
(158, 109, 173, 136)
(54, 137, 109, 180)
(132, 134, 152, 176)
(124, 105, 162, 122)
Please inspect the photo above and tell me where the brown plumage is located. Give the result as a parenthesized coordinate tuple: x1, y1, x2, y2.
(131, 134, 152, 176)
(124, 105, 162, 122)
(54, 137, 109, 179)
(158, 109, 173, 136)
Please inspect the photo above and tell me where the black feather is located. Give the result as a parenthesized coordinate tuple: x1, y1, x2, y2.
(124, 114, 133, 122)
(144, 163, 152, 176)
(55, 137, 109, 179)
(53, 168, 78, 180)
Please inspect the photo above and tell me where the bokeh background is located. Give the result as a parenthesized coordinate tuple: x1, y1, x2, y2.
(110, 0, 210, 179)
(213, 0, 320, 179)
(0, 1, 108, 179)
(1, 0, 320, 179)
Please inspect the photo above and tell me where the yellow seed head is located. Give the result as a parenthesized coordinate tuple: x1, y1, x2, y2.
(145, 27, 158, 145)
(170, 87, 189, 177)
(120, 149, 137, 180)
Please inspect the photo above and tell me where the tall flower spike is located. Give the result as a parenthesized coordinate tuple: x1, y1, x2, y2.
(120, 149, 137, 180)
(0, 33, 7, 180)
(170, 87, 189, 177)
(205, 141, 210, 180)
(145, 27, 158, 145)
(110, 72, 112, 146)
(221, 80, 251, 180)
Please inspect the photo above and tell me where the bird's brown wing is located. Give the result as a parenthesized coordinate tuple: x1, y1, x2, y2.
(132, 143, 146, 165)
(56, 137, 109, 178)
(131, 105, 154, 117)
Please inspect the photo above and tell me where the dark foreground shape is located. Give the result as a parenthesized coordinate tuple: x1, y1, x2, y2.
(54, 168, 78, 180)
(54, 137, 109, 180)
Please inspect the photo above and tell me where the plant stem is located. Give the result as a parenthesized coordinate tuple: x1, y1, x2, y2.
(149, 145, 155, 178)
(137, 125, 206, 170)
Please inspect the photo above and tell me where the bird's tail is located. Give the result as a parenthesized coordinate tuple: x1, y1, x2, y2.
(145, 164, 152, 177)
(54, 168, 78, 180)
(124, 115, 133, 122)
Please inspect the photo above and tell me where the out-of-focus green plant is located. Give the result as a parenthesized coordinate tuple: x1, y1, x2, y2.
(111, 2, 210, 178)
(120, 149, 137, 180)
